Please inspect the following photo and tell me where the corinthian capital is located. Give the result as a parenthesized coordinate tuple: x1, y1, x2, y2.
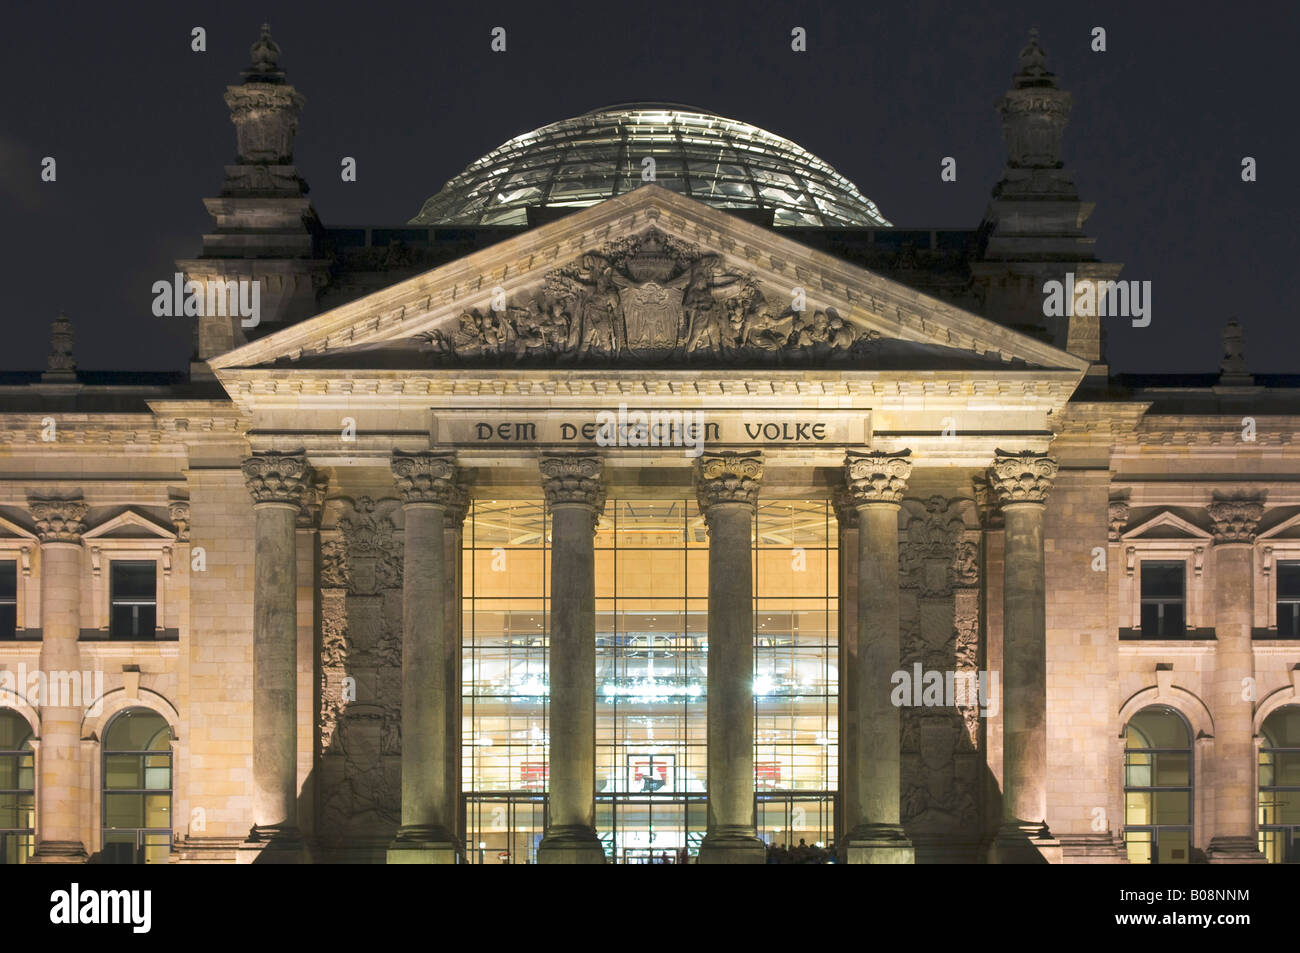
(28, 496, 88, 543)
(1207, 496, 1265, 544)
(391, 451, 459, 507)
(843, 449, 912, 506)
(695, 451, 763, 510)
(242, 450, 311, 506)
(988, 449, 1058, 506)
(540, 454, 605, 511)
(444, 480, 471, 529)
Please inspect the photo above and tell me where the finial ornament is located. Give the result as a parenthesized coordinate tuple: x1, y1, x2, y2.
(1219, 320, 1253, 384)
(997, 28, 1071, 169)
(988, 449, 1058, 506)
(42, 313, 76, 381)
(225, 23, 304, 165)
(1015, 28, 1052, 85)
(243, 23, 286, 84)
(843, 449, 912, 505)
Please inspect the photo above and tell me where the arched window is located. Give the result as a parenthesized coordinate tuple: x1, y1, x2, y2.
(1124, 705, 1193, 864)
(102, 709, 173, 864)
(1259, 705, 1300, 863)
(0, 711, 34, 864)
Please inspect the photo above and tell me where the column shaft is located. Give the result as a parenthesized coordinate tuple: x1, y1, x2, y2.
(547, 505, 598, 834)
(842, 449, 913, 864)
(705, 502, 757, 841)
(251, 501, 299, 833)
(241, 450, 311, 860)
(1000, 502, 1047, 826)
(1205, 498, 1267, 862)
(537, 454, 605, 863)
(29, 495, 89, 863)
(696, 451, 765, 864)
(443, 497, 467, 843)
(987, 449, 1060, 864)
(388, 451, 460, 863)
(855, 504, 905, 830)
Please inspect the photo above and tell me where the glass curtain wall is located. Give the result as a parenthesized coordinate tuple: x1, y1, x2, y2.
(462, 497, 839, 863)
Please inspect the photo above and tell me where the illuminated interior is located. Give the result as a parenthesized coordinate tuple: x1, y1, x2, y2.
(1123, 706, 1192, 864)
(1258, 705, 1300, 863)
(462, 498, 838, 863)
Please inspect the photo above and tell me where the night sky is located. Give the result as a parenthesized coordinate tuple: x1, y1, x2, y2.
(1, 1, 1295, 373)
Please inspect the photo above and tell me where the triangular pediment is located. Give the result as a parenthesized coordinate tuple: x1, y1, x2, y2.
(1122, 510, 1213, 541)
(210, 186, 1089, 377)
(1259, 512, 1300, 540)
(0, 516, 37, 541)
(82, 509, 177, 541)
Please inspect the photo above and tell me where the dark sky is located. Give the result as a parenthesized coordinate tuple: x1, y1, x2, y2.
(1, 0, 1296, 374)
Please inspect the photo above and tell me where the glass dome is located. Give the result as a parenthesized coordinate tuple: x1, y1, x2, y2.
(410, 103, 891, 228)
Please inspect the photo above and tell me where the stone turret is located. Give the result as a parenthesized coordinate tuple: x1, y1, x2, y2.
(178, 24, 331, 376)
(970, 30, 1122, 367)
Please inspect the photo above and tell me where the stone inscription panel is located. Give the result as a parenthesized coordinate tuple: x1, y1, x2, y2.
(431, 407, 870, 450)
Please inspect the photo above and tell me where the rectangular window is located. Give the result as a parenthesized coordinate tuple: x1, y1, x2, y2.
(1277, 561, 1300, 637)
(0, 561, 16, 640)
(109, 562, 156, 640)
(1140, 560, 1186, 638)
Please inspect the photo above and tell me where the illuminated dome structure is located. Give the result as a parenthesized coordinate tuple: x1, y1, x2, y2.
(410, 103, 891, 228)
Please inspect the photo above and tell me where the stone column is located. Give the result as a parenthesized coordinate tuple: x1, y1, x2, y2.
(27, 497, 89, 864)
(444, 479, 470, 845)
(537, 454, 606, 864)
(832, 488, 859, 849)
(695, 450, 766, 864)
(842, 450, 915, 864)
(987, 449, 1061, 864)
(240, 451, 311, 860)
(387, 451, 461, 863)
(1205, 497, 1268, 863)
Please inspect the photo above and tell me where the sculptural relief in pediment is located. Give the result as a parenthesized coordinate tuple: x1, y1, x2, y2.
(413, 227, 879, 367)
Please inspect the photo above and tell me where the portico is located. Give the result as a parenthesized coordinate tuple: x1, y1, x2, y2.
(198, 184, 1086, 863)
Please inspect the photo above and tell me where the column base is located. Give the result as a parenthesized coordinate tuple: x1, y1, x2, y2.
(28, 840, 88, 864)
(844, 824, 915, 864)
(1057, 832, 1129, 864)
(386, 824, 461, 864)
(987, 821, 1062, 865)
(1205, 835, 1268, 864)
(537, 825, 607, 864)
(236, 825, 312, 864)
(697, 828, 766, 865)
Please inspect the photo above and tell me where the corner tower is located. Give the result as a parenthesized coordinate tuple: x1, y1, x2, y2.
(971, 29, 1121, 369)
(179, 24, 330, 376)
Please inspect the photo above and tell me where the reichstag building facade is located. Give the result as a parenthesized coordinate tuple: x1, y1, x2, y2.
(1, 26, 1297, 865)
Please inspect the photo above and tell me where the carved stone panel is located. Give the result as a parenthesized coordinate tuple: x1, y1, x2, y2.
(898, 495, 983, 845)
(316, 496, 405, 853)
